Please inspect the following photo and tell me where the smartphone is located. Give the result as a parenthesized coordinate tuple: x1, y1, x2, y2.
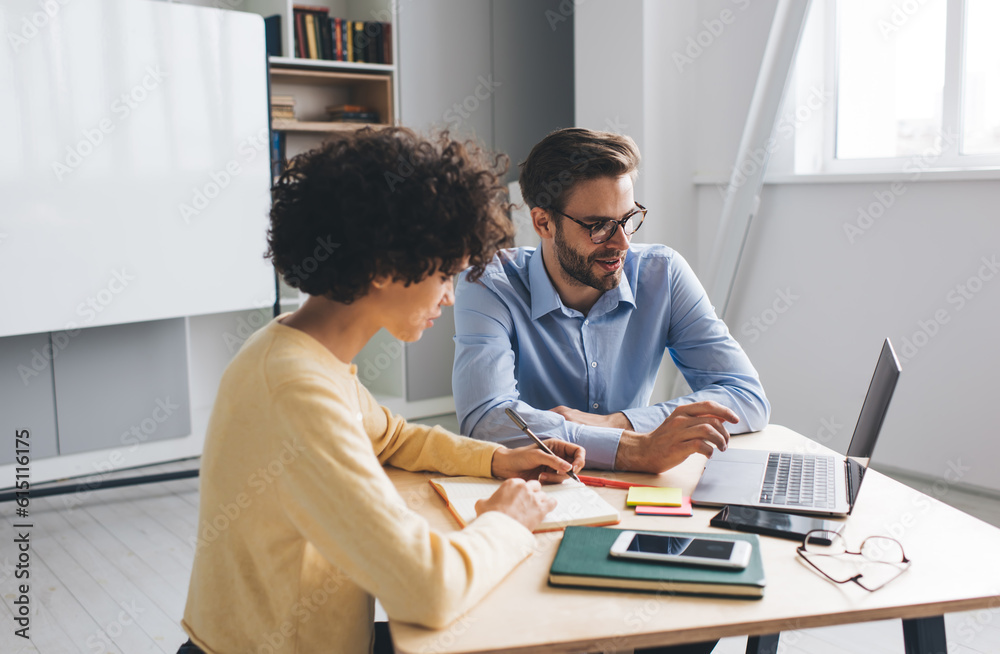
(609, 531, 752, 570)
(709, 505, 845, 543)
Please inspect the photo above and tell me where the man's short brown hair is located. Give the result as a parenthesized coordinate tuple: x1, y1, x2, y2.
(518, 127, 640, 211)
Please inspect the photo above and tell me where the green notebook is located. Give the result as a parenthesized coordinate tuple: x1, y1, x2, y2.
(549, 527, 766, 599)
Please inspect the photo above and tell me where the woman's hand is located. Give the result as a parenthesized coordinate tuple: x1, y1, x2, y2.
(474, 479, 557, 531)
(490, 439, 586, 483)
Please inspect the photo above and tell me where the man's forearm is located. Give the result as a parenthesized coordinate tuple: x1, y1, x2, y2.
(613, 430, 644, 472)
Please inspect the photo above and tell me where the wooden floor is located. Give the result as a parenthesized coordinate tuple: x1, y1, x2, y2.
(2, 457, 999, 654)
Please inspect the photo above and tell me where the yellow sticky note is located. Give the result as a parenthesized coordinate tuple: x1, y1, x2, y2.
(626, 486, 682, 507)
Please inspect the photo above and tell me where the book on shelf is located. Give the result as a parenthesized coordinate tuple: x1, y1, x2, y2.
(329, 113, 379, 123)
(326, 104, 367, 113)
(346, 20, 353, 62)
(549, 527, 766, 599)
(294, 11, 306, 58)
(304, 13, 319, 59)
(333, 18, 343, 61)
(429, 477, 619, 533)
(270, 131, 286, 181)
(271, 95, 296, 121)
(326, 104, 379, 123)
(264, 15, 282, 57)
(353, 21, 365, 63)
(291, 7, 392, 64)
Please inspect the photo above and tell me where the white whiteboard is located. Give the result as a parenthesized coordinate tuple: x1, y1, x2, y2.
(0, 0, 276, 338)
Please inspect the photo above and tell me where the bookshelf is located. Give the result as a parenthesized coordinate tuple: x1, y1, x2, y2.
(262, 0, 399, 309)
(259, 1, 444, 416)
(269, 56, 394, 73)
(269, 64, 394, 135)
(166, 0, 570, 425)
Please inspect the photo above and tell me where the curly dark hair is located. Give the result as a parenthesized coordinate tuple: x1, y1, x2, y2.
(266, 127, 513, 302)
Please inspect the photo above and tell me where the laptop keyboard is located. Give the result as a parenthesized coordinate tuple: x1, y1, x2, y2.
(759, 453, 836, 509)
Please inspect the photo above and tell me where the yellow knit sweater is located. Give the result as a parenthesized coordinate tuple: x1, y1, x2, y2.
(182, 318, 535, 653)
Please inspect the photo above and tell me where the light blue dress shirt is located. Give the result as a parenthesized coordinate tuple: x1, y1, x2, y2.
(452, 243, 769, 470)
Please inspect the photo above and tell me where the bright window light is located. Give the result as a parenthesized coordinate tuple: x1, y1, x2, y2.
(835, 0, 947, 159)
(962, 0, 1000, 154)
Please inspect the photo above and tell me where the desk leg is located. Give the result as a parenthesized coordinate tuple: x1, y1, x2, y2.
(745, 633, 779, 654)
(902, 615, 947, 654)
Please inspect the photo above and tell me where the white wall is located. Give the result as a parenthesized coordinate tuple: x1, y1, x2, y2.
(718, 180, 1000, 492)
(576, 0, 1000, 493)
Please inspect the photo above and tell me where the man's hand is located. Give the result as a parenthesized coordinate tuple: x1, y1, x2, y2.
(614, 401, 739, 473)
(549, 406, 633, 430)
(474, 479, 557, 531)
(491, 439, 586, 483)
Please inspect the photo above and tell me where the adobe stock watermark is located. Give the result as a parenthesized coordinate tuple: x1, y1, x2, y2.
(223, 301, 275, 354)
(897, 255, 999, 364)
(208, 0, 245, 11)
(878, 0, 934, 40)
(843, 129, 957, 244)
(370, 0, 416, 23)
(178, 126, 269, 224)
(518, 136, 628, 210)
(739, 288, 799, 343)
(84, 600, 145, 653)
(602, 114, 629, 135)
(589, 583, 691, 654)
(17, 268, 136, 386)
(442, 74, 502, 132)
(359, 339, 404, 386)
(192, 438, 306, 550)
(880, 455, 972, 543)
(544, 0, 589, 31)
(62, 396, 181, 510)
(672, 0, 752, 73)
(254, 571, 349, 654)
(282, 235, 340, 287)
(6, 0, 73, 54)
(416, 615, 478, 654)
(52, 66, 167, 182)
(717, 85, 831, 199)
(953, 596, 1000, 647)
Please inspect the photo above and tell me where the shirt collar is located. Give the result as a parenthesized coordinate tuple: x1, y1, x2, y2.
(528, 248, 563, 320)
(527, 247, 638, 320)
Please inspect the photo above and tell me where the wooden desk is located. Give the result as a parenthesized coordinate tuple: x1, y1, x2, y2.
(387, 425, 1000, 654)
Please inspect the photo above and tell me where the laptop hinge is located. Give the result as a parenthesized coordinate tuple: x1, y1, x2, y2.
(845, 459, 853, 505)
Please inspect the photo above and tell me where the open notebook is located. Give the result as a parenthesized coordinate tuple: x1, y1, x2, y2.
(429, 477, 620, 533)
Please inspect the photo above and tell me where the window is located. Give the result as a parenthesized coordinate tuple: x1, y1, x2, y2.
(786, 0, 1000, 174)
(962, 0, 1000, 155)
(835, 0, 947, 160)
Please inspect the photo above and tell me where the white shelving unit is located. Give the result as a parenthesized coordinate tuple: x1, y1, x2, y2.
(255, 0, 455, 419)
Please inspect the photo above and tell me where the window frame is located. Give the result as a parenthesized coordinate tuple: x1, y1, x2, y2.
(793, 0, 1000, 176)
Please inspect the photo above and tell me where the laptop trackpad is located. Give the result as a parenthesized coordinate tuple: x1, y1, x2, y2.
(694, 460, 765, 505)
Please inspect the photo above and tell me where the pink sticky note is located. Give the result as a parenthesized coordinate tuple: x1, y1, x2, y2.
(634, 496, 693, 517)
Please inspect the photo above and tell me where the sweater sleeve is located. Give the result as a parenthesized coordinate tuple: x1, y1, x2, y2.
(354, 379, 502, 478)
(272, 378, 535, 629)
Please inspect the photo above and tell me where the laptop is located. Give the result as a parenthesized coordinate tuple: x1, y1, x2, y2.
(691, 339, 902, 517)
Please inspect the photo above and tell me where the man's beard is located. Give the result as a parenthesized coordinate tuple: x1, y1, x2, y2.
(552, 222, 625, 292)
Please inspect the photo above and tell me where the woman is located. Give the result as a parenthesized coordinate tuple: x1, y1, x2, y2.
(178, 127, 585, 653)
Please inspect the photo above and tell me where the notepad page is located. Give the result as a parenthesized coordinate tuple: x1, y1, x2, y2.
(429, 477, 620, 531)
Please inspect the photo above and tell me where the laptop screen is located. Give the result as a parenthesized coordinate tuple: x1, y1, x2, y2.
(845, 339, 902, 509)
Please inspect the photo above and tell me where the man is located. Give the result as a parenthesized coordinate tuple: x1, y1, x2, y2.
(453, 127, 769, 474)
